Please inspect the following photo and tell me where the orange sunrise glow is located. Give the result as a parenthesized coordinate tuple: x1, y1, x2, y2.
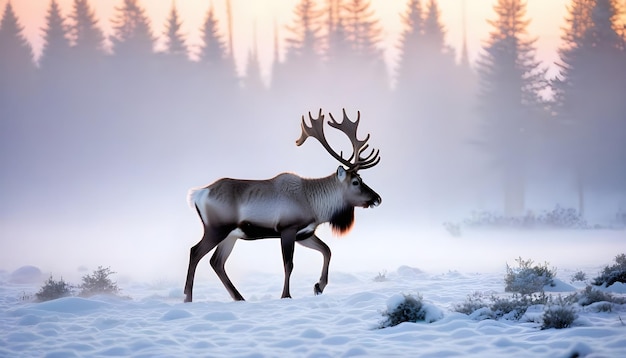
(3, 0, 569, 80)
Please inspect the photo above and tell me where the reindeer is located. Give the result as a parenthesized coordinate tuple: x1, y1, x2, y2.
(184, 109, 381, 302)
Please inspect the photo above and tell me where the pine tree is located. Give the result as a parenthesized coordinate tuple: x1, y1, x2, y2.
(553, 0, 626, 210)
(196, 3, 239, 102)
(475, 0, 548, 216)
(420, 0, 457, 96)
(198, 4, 229, 68)
(423, 0, 445, 53)
(320, 0, 352, 104)
(69, 0, 105, 58)
(278, 0, 324, 96)
(393, 0, 475, 215)
(325, 0, 350, 67)
(163, 1, 188, 59)
(0, 1, 36, 96)
(197, 3, 238, 86)
(0, 1, 37, 202)
(284, 0, 324, 65)
(342, 0, 383, 60)
(243, 26, 265, 93)
(269, 20, 284, 90)
(110, 0, 155, 61)
(325, 0, 388, 106)
(39, 0, 72, 74)
(395, 0, 424, 93)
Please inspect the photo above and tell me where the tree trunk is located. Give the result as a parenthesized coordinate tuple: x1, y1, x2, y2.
(576, 170, 585, 217)
(504, 168, 525, 216)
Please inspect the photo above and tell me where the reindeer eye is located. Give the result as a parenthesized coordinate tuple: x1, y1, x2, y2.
(351, 179, 360, 186)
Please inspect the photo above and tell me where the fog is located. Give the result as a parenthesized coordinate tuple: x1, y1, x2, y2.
(1, 0, 625, 285)
(2, 81, 623, 283)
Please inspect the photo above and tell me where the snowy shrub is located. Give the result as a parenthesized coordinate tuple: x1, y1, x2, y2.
(540, 206, 588, 229)
(458, 206, 589, 230)
(455, 292, 547, 321)
(570, 270, 587, 283)
(78, 266, 120, 297)
(567, 285, 624, 307)
(373, 271, 388, 282)
(505, 257, 555, 294)
(36, 276, 73, 302)
(453, 292, 490, 316)
(490, 293, 548, 320)
(442, 222, 461, 237)
(379, 293, 441, 328)
(592, 254, 626, 287)
(541, 296, 578, 330)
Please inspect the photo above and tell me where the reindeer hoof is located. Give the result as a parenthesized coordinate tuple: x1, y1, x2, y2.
(314, 283, 323, 295)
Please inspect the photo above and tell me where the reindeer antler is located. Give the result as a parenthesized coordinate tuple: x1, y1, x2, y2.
(296, 108, 380, 172)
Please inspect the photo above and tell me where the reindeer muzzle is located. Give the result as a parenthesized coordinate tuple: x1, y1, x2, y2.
(366, 195, 381, 208)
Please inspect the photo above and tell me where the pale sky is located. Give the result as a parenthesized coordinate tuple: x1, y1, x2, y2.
(4, 0, 569, 81)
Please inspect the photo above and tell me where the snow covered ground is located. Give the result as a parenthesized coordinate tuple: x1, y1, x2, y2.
(1, 247, 626, 357)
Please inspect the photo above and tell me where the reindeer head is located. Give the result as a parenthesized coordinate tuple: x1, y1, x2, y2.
(296, 109, 382, 211)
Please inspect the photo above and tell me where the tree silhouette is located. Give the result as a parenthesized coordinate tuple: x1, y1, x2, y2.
(284, 0, 324, 66)
(243, 27, 266, 93)
(475, 0, 548, 216)
(39, 0, 72, 75)
(0, 1, 35, 96)
(395, 0, 425, 94)
(326, 0, 388, 106)
(162, 1, 188, 59)
(276, 0, 324, 103)
(342, 0, 384, 61)
(419, 0, 458, 104)
(0, 1, 37, 209)
(423, 0, 445, 50)
(392, 0, 477, 216)
(197, 3, 238, 92)
(69, 0, 105, 58)
(325, 0, 350, 75)
(110, 0, 155, 62)
(198, 4, 229, 68)
(553, 0, 626, 213)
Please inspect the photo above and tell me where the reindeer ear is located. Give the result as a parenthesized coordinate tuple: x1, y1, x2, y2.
(336, 166, 347, 182)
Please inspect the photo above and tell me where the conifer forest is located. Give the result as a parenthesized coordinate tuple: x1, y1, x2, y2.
(1, 0, 625, 229)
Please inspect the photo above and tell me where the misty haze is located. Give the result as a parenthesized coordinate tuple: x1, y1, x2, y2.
(2, 1, 626, 356)
(1, 0, 625, 283)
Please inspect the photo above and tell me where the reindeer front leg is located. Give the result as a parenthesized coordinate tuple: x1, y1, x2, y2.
(280, 229, 297, 299)
(297, 235, 331, 295)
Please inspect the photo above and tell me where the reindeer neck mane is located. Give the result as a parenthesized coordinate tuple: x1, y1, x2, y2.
(302, 174, 355, 236)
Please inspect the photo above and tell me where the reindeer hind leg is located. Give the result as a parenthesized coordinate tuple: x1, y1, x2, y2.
(210, 235, 245, 301)
(184, 226, 232, 303)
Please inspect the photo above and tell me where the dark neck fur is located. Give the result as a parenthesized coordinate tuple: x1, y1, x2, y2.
(330, 205, 355, 235)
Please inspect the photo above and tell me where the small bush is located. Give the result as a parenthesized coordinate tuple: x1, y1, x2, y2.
(442, 222, 461, 237)
(459, 206, 589, 230)
(567, 285, 625, 306)
(570, 270, 587, 283)
(36, 276, 73, 302)
(79, 266, 119, 297)
(505, 257, 556, 294)
(379, 294, 426, 328)
(542, 296, 578, 330)
(373, 270, 388, 282)
(592, 254, 626, 287)
(455, 292, 547, 321)
(453, 292, 489, 315)
(491, 292, 548, 320)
